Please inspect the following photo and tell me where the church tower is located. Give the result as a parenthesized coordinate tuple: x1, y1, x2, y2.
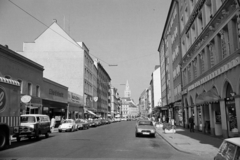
(124, 80, 131, 98)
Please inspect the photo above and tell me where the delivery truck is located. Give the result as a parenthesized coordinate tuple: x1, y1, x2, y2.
(0, 76, 20, 150)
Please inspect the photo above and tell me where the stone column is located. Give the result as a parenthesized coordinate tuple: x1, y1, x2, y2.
(220, 99, 228, 138)
(235, 96, 240, 136)
(209, 103, 215, 135)
(200, 105, 204, 132)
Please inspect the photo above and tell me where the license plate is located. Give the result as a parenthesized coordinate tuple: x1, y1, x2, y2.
(142, 132, 150, 135)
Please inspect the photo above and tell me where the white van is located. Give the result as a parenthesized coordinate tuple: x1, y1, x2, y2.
(15, 114, 51, 142)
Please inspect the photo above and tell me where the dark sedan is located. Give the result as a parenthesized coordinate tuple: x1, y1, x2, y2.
(135, 120, 156, 138)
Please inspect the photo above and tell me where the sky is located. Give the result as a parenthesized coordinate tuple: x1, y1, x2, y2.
(0, 0, 171, 103)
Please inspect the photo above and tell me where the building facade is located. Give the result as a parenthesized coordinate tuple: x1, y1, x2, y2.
(19, 21, 95, 117)
(95, 61, 111, 118)
(0, 45, 44, 115)
(109, 86, 120, 117)
(158, 0, 181, 123)
(159, 0, 240, 138)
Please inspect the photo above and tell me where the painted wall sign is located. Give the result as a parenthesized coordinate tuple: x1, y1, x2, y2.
(49, 89, 64, 97)
(0, 86, 6, 112)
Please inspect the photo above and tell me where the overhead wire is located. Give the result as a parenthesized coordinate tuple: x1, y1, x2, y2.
(8, 0, 110, 65)
(8, 0, 158, 66)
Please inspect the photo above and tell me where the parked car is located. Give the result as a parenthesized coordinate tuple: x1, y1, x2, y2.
(15, 114, 51, 142)
(214, 137, 240, 160)
(135, 120, 156, 138)
(58, 119, 77, 132)
(121, 117, 127, 121)
(75, 119, 89, 130)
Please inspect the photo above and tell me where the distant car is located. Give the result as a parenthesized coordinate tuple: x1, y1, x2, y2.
(214, 137, 240, 160)
(121, 117, 127, 121)
(135, 120, 156, 138)
(58, 119, 77, 132)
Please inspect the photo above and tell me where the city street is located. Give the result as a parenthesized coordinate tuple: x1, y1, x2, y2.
(0, 121, 205, 160)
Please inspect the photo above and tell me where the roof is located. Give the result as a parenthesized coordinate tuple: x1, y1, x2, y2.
(225, 138, 240, 146)
(0, 44, 44, 71)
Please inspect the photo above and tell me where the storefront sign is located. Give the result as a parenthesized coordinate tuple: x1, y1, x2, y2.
(49, 89, 64, 97)
(68, 91, 83, 105)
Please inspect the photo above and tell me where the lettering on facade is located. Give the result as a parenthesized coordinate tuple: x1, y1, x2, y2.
(49, 89, 64, 97)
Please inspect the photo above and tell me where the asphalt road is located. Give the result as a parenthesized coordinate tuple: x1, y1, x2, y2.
(0, 121, 205, 160)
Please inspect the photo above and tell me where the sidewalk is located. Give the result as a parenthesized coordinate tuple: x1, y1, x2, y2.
(156, 126, 223, 159)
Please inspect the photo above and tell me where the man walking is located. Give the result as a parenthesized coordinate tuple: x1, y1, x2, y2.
(188, 116, 194, 132)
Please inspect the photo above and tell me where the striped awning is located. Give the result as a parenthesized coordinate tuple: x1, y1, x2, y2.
(0, 77, 20, 86)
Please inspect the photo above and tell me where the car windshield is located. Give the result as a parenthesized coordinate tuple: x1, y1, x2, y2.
(138, 121, 153, 126)
(20, 116, 35, 123)
(63, 120, 72, 123)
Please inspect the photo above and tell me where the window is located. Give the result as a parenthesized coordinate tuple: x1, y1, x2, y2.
(220, 26, 230, 59)
(205, 0, 212, 25)
(208, 41, 215, 68)
(18, 80, 23, 94)
(218, 141, 237, 160)
(28, 83, 32, 95)
(36, 85, 40, 97)
(197, 11, 203, 34)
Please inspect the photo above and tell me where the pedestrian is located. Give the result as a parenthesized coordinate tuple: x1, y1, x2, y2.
(188, 116, 194, 132)
(50, 117, 56, 133)
(166, 116, 169, 123)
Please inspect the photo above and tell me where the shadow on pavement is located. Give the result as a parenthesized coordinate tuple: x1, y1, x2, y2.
(3, 134, 56, 151)
(172, 127, 223, 148)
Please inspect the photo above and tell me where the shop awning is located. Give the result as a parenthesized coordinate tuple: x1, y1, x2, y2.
(196, 88, 220, 105)
(87, 110, 97, 116)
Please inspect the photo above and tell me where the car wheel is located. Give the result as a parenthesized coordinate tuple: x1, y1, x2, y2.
(135, 133, 139, 137)
(45, 132, 49, 138)
(71, 127, 74, 132)
(35, 133, 40, 140)
(0, 131, 7, 150)
(16, 136, 21, 142)
(59, 130, 62, 133)
(152, 134, 156, 138)
(27, 136, 31, 140)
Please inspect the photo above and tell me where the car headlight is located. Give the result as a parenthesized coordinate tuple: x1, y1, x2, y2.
(150, 129, 155, 133)
(137, 129, 141, 132)
(29, 124, 34, 128)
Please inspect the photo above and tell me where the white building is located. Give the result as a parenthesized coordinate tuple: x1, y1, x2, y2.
(152, 66, 161, 107)
(19, 21, 96, 115)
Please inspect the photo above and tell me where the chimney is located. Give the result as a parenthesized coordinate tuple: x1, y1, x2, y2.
(53, 19, 57, 23)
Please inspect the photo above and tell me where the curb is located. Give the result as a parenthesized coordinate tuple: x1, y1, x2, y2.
(156, 129, 195, 155)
